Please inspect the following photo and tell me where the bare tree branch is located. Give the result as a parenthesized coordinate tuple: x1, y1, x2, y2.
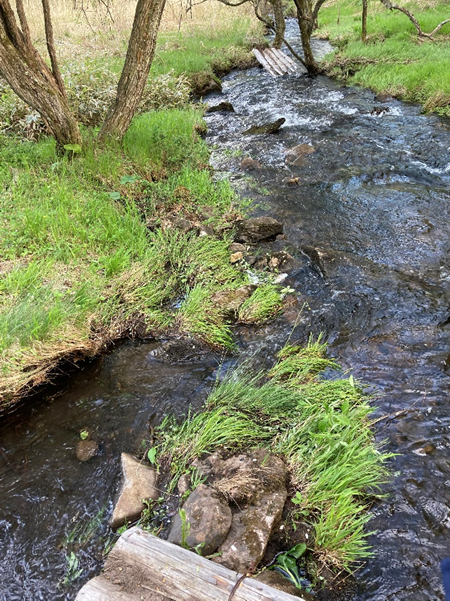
(379, 0, 450, 39)
(41, 0, 66, 97)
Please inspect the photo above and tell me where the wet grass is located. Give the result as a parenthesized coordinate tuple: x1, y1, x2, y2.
(0, 107, 283, 407)
(155, 340, 392, 572)
(319, 0, 450, 116)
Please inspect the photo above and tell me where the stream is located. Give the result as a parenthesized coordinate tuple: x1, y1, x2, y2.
(1, 22, 450, 601)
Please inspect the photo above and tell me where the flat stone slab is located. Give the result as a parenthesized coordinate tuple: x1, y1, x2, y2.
(110, 453, 158, 529)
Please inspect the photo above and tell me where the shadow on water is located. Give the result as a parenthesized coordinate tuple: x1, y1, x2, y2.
(1, 22, 450, 601)
(0, 341, 222, 600)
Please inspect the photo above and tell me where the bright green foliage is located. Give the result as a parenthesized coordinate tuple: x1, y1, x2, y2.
(156, 340, 391, 569)
(123, 109, 208, 170)
(320, 0, 450, 116)
(0, 109, 283, 401)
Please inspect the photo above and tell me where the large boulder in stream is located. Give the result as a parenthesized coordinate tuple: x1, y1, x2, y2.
(110, 453, 158, 529)
(168, 484, 232, 556)
(234, 216, 284, 244)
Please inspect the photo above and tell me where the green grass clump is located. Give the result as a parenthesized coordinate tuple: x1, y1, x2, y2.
(319, 0, 450, 115)
(123, 109, 208, 171)
(156, 339, 391, 570)
(238, 284, 284, 324)
(0, 108, 284, 404)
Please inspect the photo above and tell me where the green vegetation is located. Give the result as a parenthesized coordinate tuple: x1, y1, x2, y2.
(0, 105, 283, 406)
(154, 339, 391, 571)
(319, 0, 450, 116)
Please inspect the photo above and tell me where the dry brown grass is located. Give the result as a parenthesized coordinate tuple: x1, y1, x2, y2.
(21, 0, 256, 61)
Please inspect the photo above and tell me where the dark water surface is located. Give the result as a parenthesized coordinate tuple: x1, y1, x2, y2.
(204, 30, 450, 601)
(1, 25, 450, 601)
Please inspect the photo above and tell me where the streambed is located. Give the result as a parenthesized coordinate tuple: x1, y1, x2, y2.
(1, 24, 450, 601)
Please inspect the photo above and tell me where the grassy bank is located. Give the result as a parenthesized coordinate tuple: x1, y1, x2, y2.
(0, 3, 277, 408)
(0, 106, 285, 408)
(319, 0, 450, 116)
(147, 340, 391, 587)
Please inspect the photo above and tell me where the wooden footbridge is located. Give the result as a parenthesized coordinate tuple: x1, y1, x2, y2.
(252, 48, 304, 76)
(76, 527, 305, 601)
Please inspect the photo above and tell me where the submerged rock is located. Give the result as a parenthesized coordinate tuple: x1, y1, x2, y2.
(110, 453, 158, 529)
(76, 439, 98, 462)
(243, 117, 286, 135)
(240, 157, 262, 170)
(148, 338, 210, 364)
(234, 217, 284, 244)
(206, 101, 235, 113)
(168, 484, 232, 556)
(285, 143, 315, 165)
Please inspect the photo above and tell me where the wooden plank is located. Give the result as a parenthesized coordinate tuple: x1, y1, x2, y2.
(268, 48, 299, 73)
(259, 49, 286, 76)
(265, 48, 291, 74)
(253, 48, 279, 76)
(76, 527, 305, 601)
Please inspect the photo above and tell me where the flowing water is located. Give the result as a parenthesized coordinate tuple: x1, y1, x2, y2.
(1, 23, 450, 601)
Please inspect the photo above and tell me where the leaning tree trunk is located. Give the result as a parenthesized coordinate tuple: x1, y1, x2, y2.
(99, 0, 167, 141)
(0, 0, 82, 147)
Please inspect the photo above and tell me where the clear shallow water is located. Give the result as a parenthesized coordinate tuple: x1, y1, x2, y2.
(204, 29, 450, 601)
(1, 24, 450, 601)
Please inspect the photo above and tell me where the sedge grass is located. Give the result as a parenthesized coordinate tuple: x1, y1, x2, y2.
(155, 339, 392, 571)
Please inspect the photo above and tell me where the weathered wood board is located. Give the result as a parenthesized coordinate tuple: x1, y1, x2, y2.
(76, 527, 305, 601)
(252, 48, 302, 76)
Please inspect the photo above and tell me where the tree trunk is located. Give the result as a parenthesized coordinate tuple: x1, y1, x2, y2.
(270, 0, 285, 48)
(294, 0, 319, 75)
(99, 0, 167, 141)
(361, 0, 368, 42)
(0, 2, 82, 147)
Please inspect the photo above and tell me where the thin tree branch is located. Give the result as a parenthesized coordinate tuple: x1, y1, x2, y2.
(41, 0, 67, 98)
(15, 0, 31, 46)
(379, 0, 450, 39)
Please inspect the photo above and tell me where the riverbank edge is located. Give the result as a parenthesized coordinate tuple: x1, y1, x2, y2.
(0, 26, 283, 412)
(317, 0, 450, 117)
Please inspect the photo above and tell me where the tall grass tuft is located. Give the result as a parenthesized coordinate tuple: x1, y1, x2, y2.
(156, 339, 392, 570)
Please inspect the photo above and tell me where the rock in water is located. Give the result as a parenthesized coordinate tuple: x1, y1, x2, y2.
(168, 484, 232, 556)
(110, 453, 158, 529)
(243, 117, 285, 135)
(234, 216, 284, 244)
(76, 439, 98, 462)
(206, 102, 235, 113)
(214, 489, 287, 573)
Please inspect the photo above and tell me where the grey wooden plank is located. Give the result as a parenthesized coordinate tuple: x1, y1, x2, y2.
(265, 48, 292, 74)
(76, 527, 305, 601)
(253, 48, 280, 76)
(269, 48, 299, 73)
(261, 49, 287, 76)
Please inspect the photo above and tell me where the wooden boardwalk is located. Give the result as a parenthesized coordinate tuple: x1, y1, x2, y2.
(252, 48, 303, 76)
(76, 527, 305, 601)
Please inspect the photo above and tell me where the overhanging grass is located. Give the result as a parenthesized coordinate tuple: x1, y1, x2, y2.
(156, 340, 391, 571)
(319, 0, 450, 115)
(0, 108, 283, 405)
